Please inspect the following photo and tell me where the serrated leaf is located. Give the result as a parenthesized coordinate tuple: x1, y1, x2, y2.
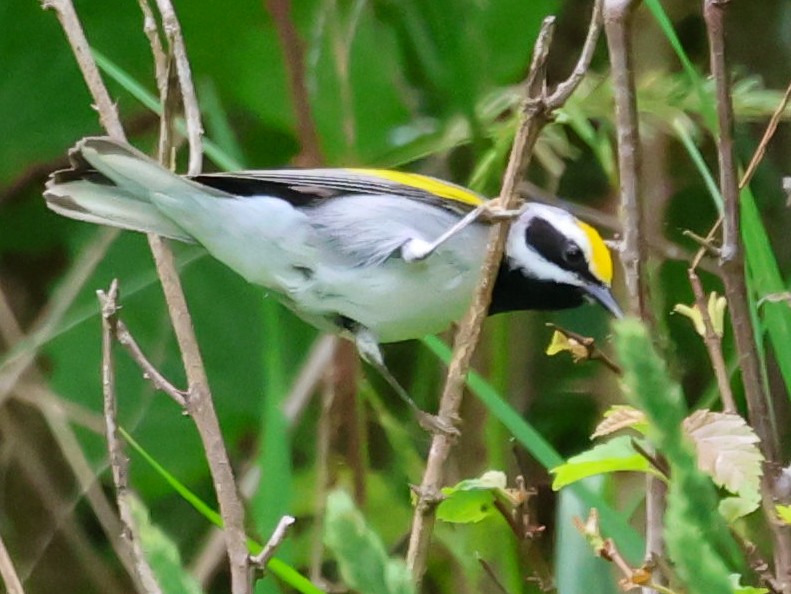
(776, 505, 791, 525)
(324, 490, 414, 594)
(683, 410, 763, 501)
(551, 435, 656, 490)
(719, 494, 762, 523)
(128, 494, 203, 594)
(591, 405, 648, 438)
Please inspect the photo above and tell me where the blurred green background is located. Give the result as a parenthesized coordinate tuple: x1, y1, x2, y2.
(1, 0, 790, 592)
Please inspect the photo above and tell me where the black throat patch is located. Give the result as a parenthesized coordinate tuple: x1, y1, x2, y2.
(489, 262, 584, 315)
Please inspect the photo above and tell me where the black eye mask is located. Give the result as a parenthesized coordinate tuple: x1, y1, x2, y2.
(524, 217, 599, 284)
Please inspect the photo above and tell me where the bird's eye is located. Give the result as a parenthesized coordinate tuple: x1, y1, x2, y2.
(564, 244, 584, 265)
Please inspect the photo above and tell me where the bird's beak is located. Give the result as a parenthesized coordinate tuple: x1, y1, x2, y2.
(583, 283, 624, 319)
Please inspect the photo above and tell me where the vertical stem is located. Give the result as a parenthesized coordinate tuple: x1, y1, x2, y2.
(703, 1, 791, 589)
(603, 2, 661, 591)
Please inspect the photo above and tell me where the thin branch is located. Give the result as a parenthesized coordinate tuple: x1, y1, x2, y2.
(265, 0, 324, 166)
(152, 0, 203, 175)
(0, 531, 25, 594)
(250, 515, 296, 570)
(477, 556, 512, 594)
(405, 2, 603, 584)
(603, 3, 663, 591)
(112, 315, 188, 406)
(703, 1, 791, 589)
(135, 2, 249, 587)
(603, 0, 650, 321)
(740, 78, 791, 190)
(98, 281, 164, 594)
(43, 0, 250, 588)
(40, 0, 126, 140)
(136, 0, 168, 96)
(687, 270, 736, 412)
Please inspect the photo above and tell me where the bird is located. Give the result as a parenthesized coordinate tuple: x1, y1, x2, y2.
(44, 137, 622, 430)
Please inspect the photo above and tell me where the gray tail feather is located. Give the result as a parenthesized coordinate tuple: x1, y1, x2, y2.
(44, 137, 228, 242)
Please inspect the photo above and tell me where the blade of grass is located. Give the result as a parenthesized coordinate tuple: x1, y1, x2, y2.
(644, 0, 717, 131)
(120, 428, 324, 594)
(93, 49, 243, 170)
(741, 185, 791, 397)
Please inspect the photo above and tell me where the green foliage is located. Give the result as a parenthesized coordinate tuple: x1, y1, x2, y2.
(551, 435, 658, 490)
(614, 319, 743, 594)
(324, 490, 415, 594)
(128, 494, 205, 594)
(436, 470, 508, 524)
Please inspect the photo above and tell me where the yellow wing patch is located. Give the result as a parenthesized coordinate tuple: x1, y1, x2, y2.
(347, 168, 484, 207)
(579, 221, 614, 285)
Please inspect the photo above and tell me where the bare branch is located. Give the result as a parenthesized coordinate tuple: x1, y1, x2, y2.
(250, 515, 296, 571)
(704, 0, 791, 588)
(152, 0, 204, 175)
(687, 270, 736, 413)
(112, 314, 188, 407)
(265, 0, 324, 166)
(98, 281, 164, 594)
(405, 3, 603, 584)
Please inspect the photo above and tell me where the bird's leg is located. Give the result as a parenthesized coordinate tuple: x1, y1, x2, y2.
(353, 327, 459, 436)
(399, 201, 523, 262)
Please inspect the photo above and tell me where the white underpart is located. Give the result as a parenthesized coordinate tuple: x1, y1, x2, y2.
(505, 203, 593, 287)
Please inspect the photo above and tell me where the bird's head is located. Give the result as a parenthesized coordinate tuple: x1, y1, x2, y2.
(490, 203, 622, 318)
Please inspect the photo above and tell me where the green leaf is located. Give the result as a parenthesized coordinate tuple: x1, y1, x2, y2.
(437, 470, 508, 524)
(730, 574, 769, 594)
(742, 186, 791, 400)
(324, 490, 415, 594)
(551, 436, 656, 490)
(128, 494, 204, 594)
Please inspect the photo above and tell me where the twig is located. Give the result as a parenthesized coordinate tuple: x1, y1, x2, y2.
(43, 0, 251, 588)
(266, 0, 324, 166)
(686, 270, 736, 412)
(477, 555, 512, 594)
(138, 2, 250, 588)
(136, 0, 168, 96)
(110, 313, 188, 406)
(546, 323, 622, 374)
(250, 515, 296, 570)
(405, 2, 603, 584)
(152, 0, 203, 175)
(603, 3, 663, 589)
(703, 1, 791, 590)
(0, 531, 25, 594)
(603, 0, 650, 321)
(98, 281, 164, 594)
(740, 78, 791, 190)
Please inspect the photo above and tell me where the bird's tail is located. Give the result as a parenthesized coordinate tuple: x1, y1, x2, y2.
(44, 137, 226, 242)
